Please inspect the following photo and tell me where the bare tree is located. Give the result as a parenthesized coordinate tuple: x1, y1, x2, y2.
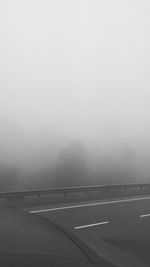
(53, 141, 88, 187)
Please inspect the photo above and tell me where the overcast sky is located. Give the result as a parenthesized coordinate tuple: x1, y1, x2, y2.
(0, 0, 150, 169)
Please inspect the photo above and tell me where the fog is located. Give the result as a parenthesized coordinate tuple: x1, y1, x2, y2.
(0, 0, 150, 188)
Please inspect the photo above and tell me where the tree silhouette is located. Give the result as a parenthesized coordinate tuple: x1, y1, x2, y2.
(53, 141, 88, 187)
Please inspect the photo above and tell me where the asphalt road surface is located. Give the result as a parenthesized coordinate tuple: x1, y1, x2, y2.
(27, 195, 150, 264)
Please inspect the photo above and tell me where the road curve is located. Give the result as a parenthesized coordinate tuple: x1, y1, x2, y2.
(28, 195, 150, 265)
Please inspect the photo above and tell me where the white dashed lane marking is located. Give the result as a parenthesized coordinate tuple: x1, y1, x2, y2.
(74, 221, 109, 230)
(139, 214, 150, 218)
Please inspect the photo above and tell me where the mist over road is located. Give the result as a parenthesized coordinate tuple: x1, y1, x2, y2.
(0, 0, 150, 189)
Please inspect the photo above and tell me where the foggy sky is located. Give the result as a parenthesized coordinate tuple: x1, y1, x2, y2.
(0, 0, 150, 171)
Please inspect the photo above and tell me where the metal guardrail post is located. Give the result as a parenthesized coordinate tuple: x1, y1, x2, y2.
(86, 190, 90, 197)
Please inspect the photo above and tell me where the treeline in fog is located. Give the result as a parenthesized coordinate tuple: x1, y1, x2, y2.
(10, 140, 149, 192)
(0, 164, 19, 191)
(1, 0, 150, 191)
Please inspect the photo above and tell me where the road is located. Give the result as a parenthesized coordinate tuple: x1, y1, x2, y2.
(28, 195, 150, 264)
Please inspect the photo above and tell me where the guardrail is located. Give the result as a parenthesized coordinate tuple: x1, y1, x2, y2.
(0, 183, 150, 200)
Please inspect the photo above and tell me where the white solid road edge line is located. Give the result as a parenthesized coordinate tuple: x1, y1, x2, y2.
(139, 214, 150, 218)
(30, 195, 150, 213)
(75, 221, 109, 230)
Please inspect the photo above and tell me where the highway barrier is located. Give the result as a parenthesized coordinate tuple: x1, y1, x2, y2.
(1, 183, 150, 201)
